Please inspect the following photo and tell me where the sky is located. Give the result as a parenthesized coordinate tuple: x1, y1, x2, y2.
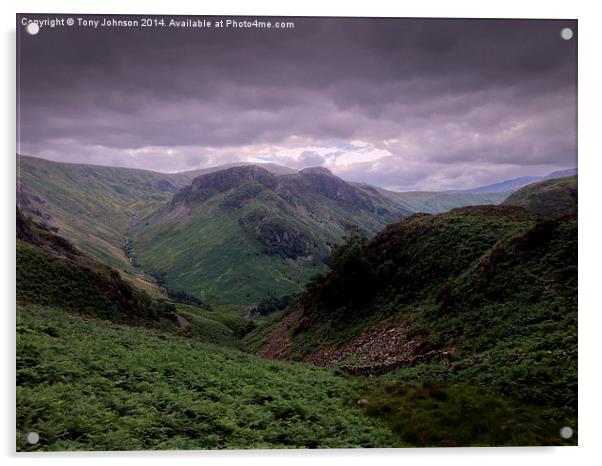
(17, 15, 577, 191)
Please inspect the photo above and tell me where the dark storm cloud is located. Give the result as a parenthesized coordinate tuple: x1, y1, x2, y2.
(17, 15, 577, 189)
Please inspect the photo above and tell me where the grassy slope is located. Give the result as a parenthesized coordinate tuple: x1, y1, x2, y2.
(361, 382, 575, 447)
(17, 155, 198, 270)
(282, 206, 536, 355)
(17, 304, 575, 450)
(256, 205, 577, 420)
(173, 303, 250, 347)
(17, 210, 247, 348)
(395, 215, 577, 409)
(17, 156, 297, 272)
(131, 201, 325, 305)
(17, 305, 392, 451)
(503, 175, 577, 217)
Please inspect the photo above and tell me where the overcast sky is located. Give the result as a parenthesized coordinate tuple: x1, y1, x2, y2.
(17, 15, 577, 191)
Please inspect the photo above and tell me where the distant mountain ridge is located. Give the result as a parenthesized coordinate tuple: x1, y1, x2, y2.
(451, 168, 577, 194)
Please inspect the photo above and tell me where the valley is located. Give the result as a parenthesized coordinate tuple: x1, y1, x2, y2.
(18, 155, 530, 307)
(16, 155, 578, 449)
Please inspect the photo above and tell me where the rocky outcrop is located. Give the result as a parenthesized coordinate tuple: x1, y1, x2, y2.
(303, 318, 427, 368)
(239, 210, 316, 259)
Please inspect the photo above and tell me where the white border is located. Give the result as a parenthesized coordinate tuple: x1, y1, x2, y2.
(3, 1, 601, 465)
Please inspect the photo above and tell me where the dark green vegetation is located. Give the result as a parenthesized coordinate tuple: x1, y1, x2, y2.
(17, 305, 575, 450)
(130, 166, 412, 304)
(272, 206, 538, 355)
(247, 294, 297, 317)
(16, 209, 177, 328)
(255, 204, 577, 430)
(17, 305, 393, 451)
(362, 382, 575, 447)
(503, 175, 577, 217)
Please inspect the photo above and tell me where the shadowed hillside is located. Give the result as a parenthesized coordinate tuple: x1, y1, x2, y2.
(16, 209, 178, 328)
(255, 205, 577, 414)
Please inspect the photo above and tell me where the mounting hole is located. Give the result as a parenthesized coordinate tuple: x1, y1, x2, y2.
(560, 27, 574, 41)
(25, 22, 40, 35)
(559, 426, 573, 439)
(26, 431, 40, 444)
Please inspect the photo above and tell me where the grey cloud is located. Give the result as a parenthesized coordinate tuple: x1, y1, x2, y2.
(17, 15, 577, 190)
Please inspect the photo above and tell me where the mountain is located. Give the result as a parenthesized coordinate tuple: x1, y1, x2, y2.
(130, 166, 412, 305)
(17, 154, 575, 307)
(503, 175, 577, 217)
(453, 168, 577, 194)
(352, 170, 578, 214)
(17, 155, 294, 271)
(255, 204, 577, 415)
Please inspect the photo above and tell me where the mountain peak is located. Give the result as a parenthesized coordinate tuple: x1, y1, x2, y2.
(299, 166, 334, 177)
(192, 165, 274, 186)
(172, 165, 276, 204)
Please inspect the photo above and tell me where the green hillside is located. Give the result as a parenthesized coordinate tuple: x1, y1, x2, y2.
(130, 166, 412, 305)
(17, 209, 250, 346)
(17, 156, 295, 271)
(17, 155, 196, 270)
(16, 209, 178, 328)
(254, 205, 577, 418)
(503, 175, 577, 217)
